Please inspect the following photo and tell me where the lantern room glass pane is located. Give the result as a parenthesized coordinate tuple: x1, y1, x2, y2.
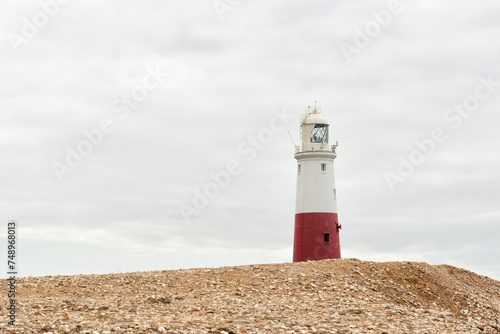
(310, 124, 329, 143)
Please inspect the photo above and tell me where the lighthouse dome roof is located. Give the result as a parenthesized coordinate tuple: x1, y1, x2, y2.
(302, 112, 329, 125)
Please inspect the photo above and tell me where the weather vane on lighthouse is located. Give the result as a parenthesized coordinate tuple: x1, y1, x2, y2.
(293, 102, 341, 262)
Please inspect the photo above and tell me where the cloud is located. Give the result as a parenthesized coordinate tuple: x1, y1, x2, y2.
(0, 0, 499, 279)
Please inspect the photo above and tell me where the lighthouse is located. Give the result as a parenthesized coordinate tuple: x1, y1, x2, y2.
(293, 103, 341, 262)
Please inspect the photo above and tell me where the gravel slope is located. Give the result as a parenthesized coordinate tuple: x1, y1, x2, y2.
(2, 259, 500, 333)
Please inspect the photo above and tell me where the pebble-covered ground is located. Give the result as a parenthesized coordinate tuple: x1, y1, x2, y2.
(1, 258, 500, 333)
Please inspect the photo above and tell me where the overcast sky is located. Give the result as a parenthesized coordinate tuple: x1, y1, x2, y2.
(1, 0, 499, 280)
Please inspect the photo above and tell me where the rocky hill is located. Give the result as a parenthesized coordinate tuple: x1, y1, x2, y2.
(1, 259, 500, 333)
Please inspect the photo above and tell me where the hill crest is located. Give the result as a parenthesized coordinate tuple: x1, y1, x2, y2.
(2, 259, 500, 333)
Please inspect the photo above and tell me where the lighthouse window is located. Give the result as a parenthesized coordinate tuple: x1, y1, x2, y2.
(297, 164, 301, 174)
(310, 124, 329, 143)
(323, 233, 330, 243)
(321, 163, 327, 172)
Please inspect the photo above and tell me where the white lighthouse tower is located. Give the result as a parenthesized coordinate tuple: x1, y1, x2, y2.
(293, 103, 341, 262)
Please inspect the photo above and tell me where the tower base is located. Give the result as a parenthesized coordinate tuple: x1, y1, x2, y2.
(293, 212, 341, 262)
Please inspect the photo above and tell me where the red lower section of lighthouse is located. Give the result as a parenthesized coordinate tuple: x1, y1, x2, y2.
(293, 212, 341, 262)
